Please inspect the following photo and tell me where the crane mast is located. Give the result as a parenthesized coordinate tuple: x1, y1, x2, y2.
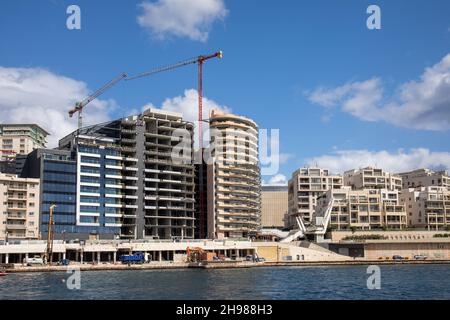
(126, 51, 222, 239)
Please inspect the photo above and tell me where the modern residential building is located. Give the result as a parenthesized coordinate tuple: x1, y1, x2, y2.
(287, 168, 342, 228)
(207, 110, 261, 239)
(0, 173, 40, 240)
(21, 148, 108, 240)
(398, 168, 450, 189)
(261, 185, 288, 229)
(315, 186, 407, 231)
(0, 124, 48, 160)
(400, 186, 450, 230)
(21, 108, 196, 240)
(344, 167, 402, 191)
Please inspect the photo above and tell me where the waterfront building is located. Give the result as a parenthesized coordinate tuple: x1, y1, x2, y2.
(21, 108, 195, 240)
(0, 173, 40, 240)
(206, 110, 261, 239)
(287, 168, 342, 228)
(344, 167, 402, 191)
(400, 186, 450, 230)
(398, 168, 450, 189)
(261, 185, 288, 229)
(0, 124, 48, 160)
(21, 148, 113, 240)
(315, 186, 407, 231)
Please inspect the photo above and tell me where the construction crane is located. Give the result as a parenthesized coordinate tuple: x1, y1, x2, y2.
(44, 204, 57, 265)
(127, 51, 223, 240)
(126, 51, 222, 150)
(68, 72, 127, 129)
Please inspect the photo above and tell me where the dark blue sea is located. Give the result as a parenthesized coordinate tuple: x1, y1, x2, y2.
(1, 265, 449, 300)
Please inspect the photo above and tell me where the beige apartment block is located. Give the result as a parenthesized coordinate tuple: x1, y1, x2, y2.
(0, 173, 40, 240)
(261, 185, 288, 229)
(287, 168, 342, 228)
(207, 110, 261, 239)
(399, 168, 450, 189)
(316, 187, 407, 231)
(344, 167, 402, 191)
(0, 124, 48, 160)
(400, 186, 450, 231)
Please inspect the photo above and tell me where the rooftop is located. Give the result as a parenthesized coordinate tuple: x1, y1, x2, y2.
(0, 123, 50, 136)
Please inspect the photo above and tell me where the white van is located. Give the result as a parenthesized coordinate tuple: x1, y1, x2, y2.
(23, 257, 44, 266)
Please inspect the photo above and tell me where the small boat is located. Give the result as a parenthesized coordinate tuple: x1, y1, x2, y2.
(0, 272, 7, 277)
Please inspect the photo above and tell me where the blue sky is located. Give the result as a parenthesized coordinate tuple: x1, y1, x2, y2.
(1, 0, 450, 183)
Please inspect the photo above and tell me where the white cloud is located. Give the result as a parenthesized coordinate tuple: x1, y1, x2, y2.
(263, 174, 288, 186)
(143, 88, 231, 145)
(0, 67, 114, 147)
(305, 148, 450, 174)
(307, 53, 450, 131)
(279, 153, 293, 164)
(137, 0, 228, 42)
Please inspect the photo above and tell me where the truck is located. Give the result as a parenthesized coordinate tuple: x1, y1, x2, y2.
(119, 252, 147, 264)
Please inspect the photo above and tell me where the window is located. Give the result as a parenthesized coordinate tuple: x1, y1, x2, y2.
(80, 166, 100, 174)
(29, 193, 35, 198)
(29, 202, 35, 207)
(80, 156, 100, 164)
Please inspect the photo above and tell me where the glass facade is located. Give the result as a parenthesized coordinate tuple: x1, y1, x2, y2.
(77, 145, 122, 236)
(40, 158, 77, 234)
(38, 146, 121, 238)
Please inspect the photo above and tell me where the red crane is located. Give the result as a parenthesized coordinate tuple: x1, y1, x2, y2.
(126, 50, 223, 150)
(68, 72, 127, 129)
(127, 51, 223, 239)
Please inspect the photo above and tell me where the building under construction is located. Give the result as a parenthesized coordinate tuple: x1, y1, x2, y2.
(21, 108, 195, 240)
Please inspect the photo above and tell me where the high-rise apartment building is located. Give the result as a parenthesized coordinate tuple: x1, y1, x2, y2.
(261, 185, 288, 229)
(0, 173, 40, 240)
(0, 124, 48, 160)
(398, 168, 450, 189)
(344, 167, 402, 191)
(287, 168, 342, 228)
(23, 147, 118, 240)
(315, 187, 407, 231)
(400, 186, 450, 230)
(206, 110, 261, 239)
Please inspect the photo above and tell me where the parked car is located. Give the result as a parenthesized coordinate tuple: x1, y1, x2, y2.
(245, 255, 254, 262)
(256, 257, 266, 263)
(414, 254, 428, 260)
(392, 255, 404, 261)
(57, 259, 70, 266)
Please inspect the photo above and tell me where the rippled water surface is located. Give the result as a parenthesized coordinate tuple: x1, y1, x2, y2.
(1, 265, 449, 300)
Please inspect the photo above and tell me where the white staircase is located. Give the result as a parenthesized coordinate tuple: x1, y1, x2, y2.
(280, 216, 306, 243)
(308, 198, 334, 235)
